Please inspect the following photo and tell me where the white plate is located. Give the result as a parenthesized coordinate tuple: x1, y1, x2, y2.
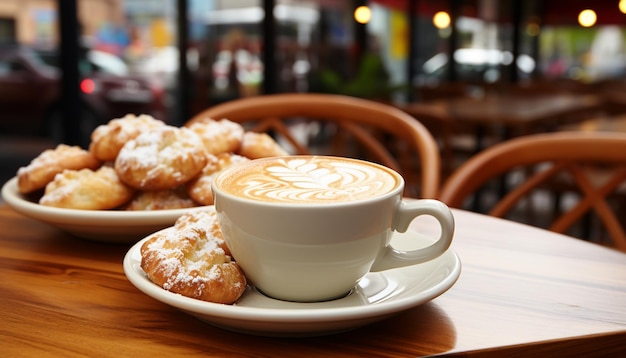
(1, 177, 209, 243)
(123, 230, 461, 337)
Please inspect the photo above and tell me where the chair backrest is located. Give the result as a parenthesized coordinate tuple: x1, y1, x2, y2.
(186, 93, 440, 198)
(438, 131, 626, 251)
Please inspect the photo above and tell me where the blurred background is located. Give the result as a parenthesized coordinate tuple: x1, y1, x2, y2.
(2, 0, 626, 185)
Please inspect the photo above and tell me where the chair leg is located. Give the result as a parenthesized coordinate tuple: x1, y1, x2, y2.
(552, 191, 562, 220)
(581, 212, 592, 241)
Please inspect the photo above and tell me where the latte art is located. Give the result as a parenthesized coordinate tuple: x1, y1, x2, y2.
(216, 157, 399, 203)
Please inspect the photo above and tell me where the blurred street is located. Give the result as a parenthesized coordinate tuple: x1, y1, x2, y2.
(0, 136, 55, 203)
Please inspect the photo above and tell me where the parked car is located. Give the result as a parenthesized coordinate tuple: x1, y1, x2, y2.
(0, 44, 165, 146)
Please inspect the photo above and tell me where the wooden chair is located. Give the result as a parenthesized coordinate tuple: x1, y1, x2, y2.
(438, 131, 626, 251)
(186, 93, 441, 198)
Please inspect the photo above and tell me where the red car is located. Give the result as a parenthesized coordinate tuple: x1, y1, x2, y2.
(0, 45, 165, 146)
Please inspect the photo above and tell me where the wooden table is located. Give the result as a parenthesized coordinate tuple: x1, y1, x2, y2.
(401, 93, 605, 208)
(401, 93, 603, 153)
(438, 93, 600, 128)
(1, 205, 625, 356)
(561, 113, 626, 133)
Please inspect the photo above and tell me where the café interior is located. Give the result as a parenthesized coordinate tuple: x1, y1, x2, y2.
(1, 0, 626, 356)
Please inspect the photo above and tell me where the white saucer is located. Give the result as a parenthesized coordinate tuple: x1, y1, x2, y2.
(1, 177, 210, 243)
(123, 230, 461, 337)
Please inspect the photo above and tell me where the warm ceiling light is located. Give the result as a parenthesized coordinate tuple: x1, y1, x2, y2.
(620, 0, 626, 14)
(354, 6, 371, 24)
(578, 9, 597, 27)
(433, 11, 451, 29)
(526, 22, 540, 36)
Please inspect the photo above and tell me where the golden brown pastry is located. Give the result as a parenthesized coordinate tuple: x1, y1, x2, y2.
(186, 153, 249, 206)
(39, 166, 134, 210)
(187, 117, 245, 155)
(124, 187, 196, 211)
(114, 126, 208, 191)
(17, 144, 101, 194)
(173, 208, 231, 255)
(140, 207, 246, 304)
(15, 112, 290, 214)
(237, 132, 289, 159)
(89, 114, 166, 162)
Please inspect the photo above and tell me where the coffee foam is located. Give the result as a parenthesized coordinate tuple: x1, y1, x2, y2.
(215, 157, 399, 203)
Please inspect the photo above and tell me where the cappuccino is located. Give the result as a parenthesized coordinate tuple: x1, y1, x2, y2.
(211, 155, 455, 302)
(214, 156, 399, 203)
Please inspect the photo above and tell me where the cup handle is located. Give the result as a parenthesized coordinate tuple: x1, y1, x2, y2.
(370, 199, 455, 272)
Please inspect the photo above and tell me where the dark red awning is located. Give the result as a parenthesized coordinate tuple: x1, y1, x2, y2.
(370, 0, 626, 25)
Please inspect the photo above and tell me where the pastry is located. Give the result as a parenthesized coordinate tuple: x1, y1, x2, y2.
(17, 144, 101, 194)
(89, 114, 166, 162)
(237, 132, 289, 159)
(187, 153, 249, 205)
(140, 207, 246, 304)
(39, 166, 134, 210)
(125, 186, 196, 211)
(114, 126, 208, 190)
(187, 117, 245, 155)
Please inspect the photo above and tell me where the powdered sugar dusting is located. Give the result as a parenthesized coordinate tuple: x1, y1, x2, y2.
(115, 126, 208, 189)
(143, 212, 233, 292)
(39, 170, 80, 204)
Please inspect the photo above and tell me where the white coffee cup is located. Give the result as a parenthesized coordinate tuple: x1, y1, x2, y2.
(212, 155, 455, 302)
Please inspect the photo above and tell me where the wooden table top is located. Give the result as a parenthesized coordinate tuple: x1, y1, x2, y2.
(2, 204, 625, 356)
(401, 93, 602, 129)
(561, 113, 626, 133)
